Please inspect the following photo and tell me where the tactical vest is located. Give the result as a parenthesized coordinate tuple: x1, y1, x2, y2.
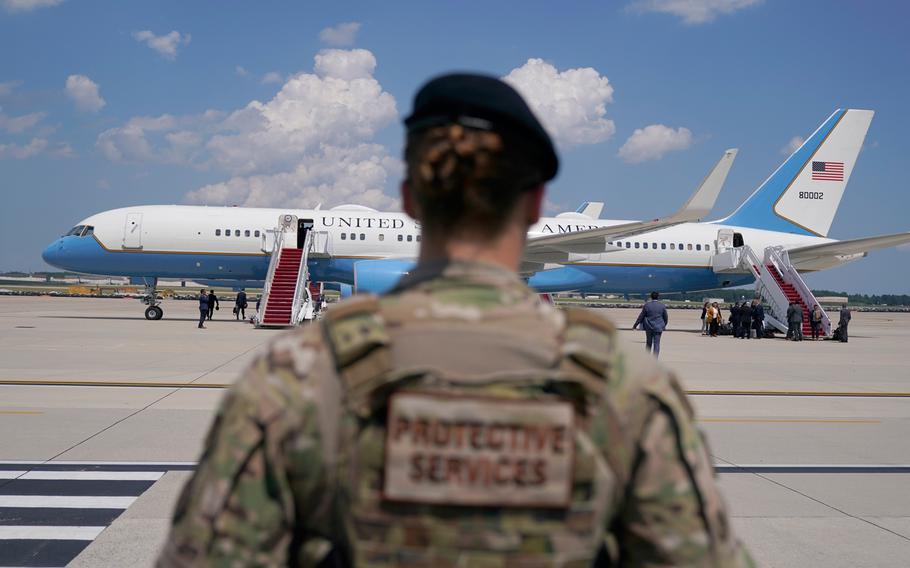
(313, 295, 641, 567)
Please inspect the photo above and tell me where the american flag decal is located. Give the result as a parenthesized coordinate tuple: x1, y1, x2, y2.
(811, 160, 844, 181)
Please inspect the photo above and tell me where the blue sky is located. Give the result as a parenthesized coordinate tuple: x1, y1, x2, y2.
(1, 0, 908, 293)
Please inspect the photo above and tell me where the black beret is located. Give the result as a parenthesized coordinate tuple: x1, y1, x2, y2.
(404, 73, 559, 182)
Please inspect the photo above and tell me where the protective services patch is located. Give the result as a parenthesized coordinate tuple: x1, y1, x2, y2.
(383, 391, 575, 507)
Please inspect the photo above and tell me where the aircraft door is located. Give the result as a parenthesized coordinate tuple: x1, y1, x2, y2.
(123, 213, 143, 249)
(715, 229, 734, 253)
(298, 218, 314, 249)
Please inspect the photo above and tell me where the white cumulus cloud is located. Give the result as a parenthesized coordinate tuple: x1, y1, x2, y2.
(319, 22, 362, 46)
(2, 0, 63, 13)
(781, 135, 804, 155)
(628, 0, 763, 25)
(0, 109, 46, 133)
(503, 58, 615, 147)
(0, 137, 47, 159)
(133, 30, 191, 60)
(261, 71, 283, 84)
(618, 124, 693, 163)
(0, 80, 23, 96)
(98, 48, 400, 210)
(65, 74, 106, 113)
(235, 65, 249, 77)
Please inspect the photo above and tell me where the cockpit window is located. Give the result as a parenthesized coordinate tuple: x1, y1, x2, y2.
(65, 225, 94, 237)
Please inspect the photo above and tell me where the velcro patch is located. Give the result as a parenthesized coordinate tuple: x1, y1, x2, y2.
(383, 392, 575, 508)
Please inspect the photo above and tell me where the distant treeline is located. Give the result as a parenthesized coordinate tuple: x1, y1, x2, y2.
(652, 288, 910, 306)
(5, 272, 910, 305)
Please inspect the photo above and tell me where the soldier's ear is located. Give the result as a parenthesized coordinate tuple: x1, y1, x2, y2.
(524, 185, 545, 226)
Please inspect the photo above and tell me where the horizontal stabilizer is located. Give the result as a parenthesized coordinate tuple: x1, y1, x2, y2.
(788, 231, 910, 264)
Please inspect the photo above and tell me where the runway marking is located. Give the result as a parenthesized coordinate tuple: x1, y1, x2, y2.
(0, 471, 164, 481)
(0, 495, 137, 509)
(688, 389, 910, 398)
(0, 410, 43, 415)
(700, 418, 880, 424)
(0, 525, 104, 540)
(3, 380, 910, 398)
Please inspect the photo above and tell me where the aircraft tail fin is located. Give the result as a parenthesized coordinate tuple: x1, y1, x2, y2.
(721, 108, 873, 237)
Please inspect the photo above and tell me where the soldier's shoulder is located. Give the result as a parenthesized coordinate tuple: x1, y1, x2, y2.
(226, 322, 336, 418)
(562, 307, 692, 420)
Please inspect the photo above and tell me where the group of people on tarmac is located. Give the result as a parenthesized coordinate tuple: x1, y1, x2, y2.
(699, 299, 853, 342)
(702, 300, 766, 339)
(196, 289, 255, 329)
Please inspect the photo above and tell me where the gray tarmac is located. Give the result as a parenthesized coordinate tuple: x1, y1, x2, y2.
(1, 296, 909, 567)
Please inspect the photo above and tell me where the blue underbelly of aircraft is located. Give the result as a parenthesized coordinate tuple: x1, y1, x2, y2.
(528, 264, 754, 294)
(44, 236, 754, 294)
(41, 236, 358, 284)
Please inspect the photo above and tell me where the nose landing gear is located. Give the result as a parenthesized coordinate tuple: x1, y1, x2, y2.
(144, 305, 163, 320)
(140, 277, 164, 320)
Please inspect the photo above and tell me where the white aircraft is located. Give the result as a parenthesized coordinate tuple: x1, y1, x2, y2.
(43, 108, 909, 322)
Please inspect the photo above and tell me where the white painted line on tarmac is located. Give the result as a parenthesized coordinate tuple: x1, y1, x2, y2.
(0, 470, 165, 481)
(0, 460, 196, 466)
(0, 525, 104, 540)
(0, 495, 136, 509)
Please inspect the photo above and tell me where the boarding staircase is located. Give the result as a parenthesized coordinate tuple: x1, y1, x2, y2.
(256, 219, 316, 328)
(712, 244, 831, 337)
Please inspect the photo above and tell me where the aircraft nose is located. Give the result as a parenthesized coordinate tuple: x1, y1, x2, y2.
(42, 239, 64, 267)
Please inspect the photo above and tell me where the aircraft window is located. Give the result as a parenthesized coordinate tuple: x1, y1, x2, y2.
(696, 244, 702, 251)
(687, 244, 693, 251)
(398, 234, 403, 242)
(66, 225, 84, 236)
(340, 233, 346, 240)
(652, 242, 657, 249)
(216, 229, 221, 236)
(254, 230, 260, 237)
(379, 234, 384, 241)
(81, 226, 94, 237)
(234, 230, 240, 237)
(643, 243, 649, 249)
(634, 242, 640, 249)
(245, 230, 250, 237)
(625, 242, 631, 249)
(678, 243, 684, 250)
(407, 235, 413, 242)
(225, 229, 231, 236)
(661, 243, 666, 250)
(705, 244, 711, 251)
(417, 235, 421, 242)
(350, 233, 356, 240)
(360, 233, 365, 240)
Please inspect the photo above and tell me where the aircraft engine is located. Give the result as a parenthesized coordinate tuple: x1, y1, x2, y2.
(353, 259, 416, 295)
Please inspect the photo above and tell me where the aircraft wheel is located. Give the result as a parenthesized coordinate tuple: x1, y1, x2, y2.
(145, 306, 163, 320)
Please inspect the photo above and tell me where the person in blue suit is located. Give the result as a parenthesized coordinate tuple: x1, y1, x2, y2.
(633, 291, 669, 358)
(198, 289, 209, 329)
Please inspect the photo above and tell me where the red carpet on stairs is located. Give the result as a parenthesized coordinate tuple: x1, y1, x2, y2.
(767, 264, 814, 334)
(262, 248, 303, 326)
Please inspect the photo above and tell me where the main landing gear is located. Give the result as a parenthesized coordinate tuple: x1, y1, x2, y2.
(141, 277, 164, 320)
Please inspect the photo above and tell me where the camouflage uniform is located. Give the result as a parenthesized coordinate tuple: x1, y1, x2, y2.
(159, 260, 752, 567)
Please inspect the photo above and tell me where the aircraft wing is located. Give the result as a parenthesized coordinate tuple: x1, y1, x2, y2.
(788, 231, 910, 266)
(523, 148, 738, 264)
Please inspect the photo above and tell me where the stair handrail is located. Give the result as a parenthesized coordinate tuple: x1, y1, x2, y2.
(740, 245, 789, 333)
(290, 230, 313, 325)
(767, 246, 832, 336)
(256, 227, 287, 327)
